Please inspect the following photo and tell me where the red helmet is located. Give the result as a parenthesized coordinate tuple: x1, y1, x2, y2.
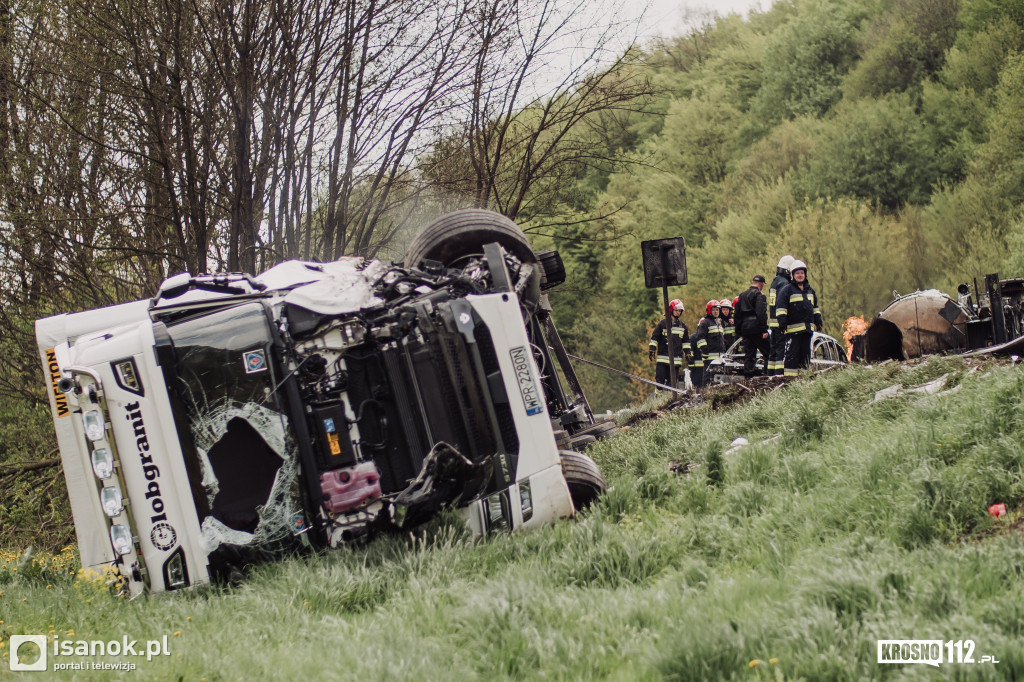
(732, 296, 740, 308)
(669, 298, 683, 313)
(705, 300, 720, 314)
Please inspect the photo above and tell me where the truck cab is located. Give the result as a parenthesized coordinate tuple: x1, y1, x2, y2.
(36, 211, 605, 595)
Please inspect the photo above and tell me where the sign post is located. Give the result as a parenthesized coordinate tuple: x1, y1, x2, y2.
(641, 238, 688, 388)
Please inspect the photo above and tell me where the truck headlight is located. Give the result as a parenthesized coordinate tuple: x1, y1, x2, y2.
(82, 410, 105, 441)
(91, 448, 114, 479)
(109, 524, 133, 555)
(100, 486, 123, 517)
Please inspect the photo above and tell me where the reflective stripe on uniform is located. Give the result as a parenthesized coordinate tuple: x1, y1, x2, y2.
(672, 328, 686, 336)
(784, 368, 799, 376)
(789, 294, 806, 303)
(786, 322, 812, 334)
(649, 340, 657, 347)
(813, 308, 821, 315)
(705, 352, 721, 360)
(656, 356, 684, 365)
(767, 319, 779, 328)
(697, 339, 708, 348)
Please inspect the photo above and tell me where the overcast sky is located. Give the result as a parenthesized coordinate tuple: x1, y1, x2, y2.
(632, 0, 769, 41)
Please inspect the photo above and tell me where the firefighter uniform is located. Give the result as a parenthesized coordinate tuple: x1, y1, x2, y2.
(775, 264, 822, 377)
(719, 300, 736, 348)
(767, 260, 793, 376)
(649, 316, 690, 387)
(691, 306, 725, 387)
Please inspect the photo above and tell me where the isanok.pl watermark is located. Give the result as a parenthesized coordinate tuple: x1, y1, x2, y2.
(9, 633, 170, 672)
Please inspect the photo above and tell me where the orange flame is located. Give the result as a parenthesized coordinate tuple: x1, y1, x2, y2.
(842, 316, 868, 361)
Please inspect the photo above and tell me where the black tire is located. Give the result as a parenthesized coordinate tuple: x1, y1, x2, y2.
(575, 417, 618, 440)
(559, 450, 606, 509)
(552, 428, 571, 450)
(569, 433, 597, 450)
(536, 250, 566, 290)
(404, 209, 536, 269)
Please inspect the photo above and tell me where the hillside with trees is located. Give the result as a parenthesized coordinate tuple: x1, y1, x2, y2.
(527, 0, 1024, 410)
(4, 0, 1024, 441)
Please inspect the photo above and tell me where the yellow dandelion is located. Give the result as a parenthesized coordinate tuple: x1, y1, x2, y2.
(46, 585, 52, 589)
(749, 659, 761, 668)
(186, 616, 192, 622)
(173, 631, 181, 637)
(67, 630, 74, 637)
(21, 598, 27, 602)
(769, 658, 779, 665)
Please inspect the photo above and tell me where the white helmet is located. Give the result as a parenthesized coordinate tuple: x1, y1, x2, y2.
(790, 259, 807, 274)
(777, 254, 794, 271)
(718, 297, 732, 309)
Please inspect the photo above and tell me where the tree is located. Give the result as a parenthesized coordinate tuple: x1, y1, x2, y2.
(421, 0, 656, 226)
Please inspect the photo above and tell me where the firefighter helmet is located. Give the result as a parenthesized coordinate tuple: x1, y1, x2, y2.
(669, 298, 683, 313)
(672, 301, 685, 312)
(706, 300, 720, 314)
(790, 259, 807, 275)
(777, 254, 794, 271)
(732, 296, 740, 308)
(719, 297, 732, 310)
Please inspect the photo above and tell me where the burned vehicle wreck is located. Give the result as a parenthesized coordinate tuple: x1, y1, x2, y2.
(36, 210, 609, 595)
(852, 274, 1024, 361)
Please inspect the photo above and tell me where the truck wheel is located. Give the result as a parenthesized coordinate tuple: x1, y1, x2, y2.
(559, 450, 606, 509)
(404, 209, 536, 269)
(575, 417, 618, 440)
(552, 428, 571, 450)
(569, 433, 597, 450)
(536, 250, 566, 290)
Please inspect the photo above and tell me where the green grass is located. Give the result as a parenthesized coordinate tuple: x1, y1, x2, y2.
(3, 356, 1024, 679)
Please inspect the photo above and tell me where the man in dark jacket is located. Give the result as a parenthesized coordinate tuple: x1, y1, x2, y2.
(649, 299, 690, 388)
(767, 255, 793, 376)
(775, 260, 823, 376)
(735, 275, 770, 377)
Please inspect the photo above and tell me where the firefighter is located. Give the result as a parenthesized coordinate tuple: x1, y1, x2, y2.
(719, 297, 735, 348)
(775, 259, 823, 377)
(691, 300, 725, 387)
(649, 299, 690, 388)
(735, 274, 769, 377)
(767, 255, 794, 376)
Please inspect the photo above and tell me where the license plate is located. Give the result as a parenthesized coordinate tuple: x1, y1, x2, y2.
(509, 346, 543, 416)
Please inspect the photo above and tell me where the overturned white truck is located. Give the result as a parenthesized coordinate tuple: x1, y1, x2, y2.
(36, 210, 610, 595)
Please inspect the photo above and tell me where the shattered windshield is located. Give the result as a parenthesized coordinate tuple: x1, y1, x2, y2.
(164, 302, 302, 560)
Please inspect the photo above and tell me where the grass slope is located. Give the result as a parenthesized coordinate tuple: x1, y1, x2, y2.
(3, 356, 1024, 680)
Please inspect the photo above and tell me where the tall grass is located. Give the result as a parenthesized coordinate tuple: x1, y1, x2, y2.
(2, 356, 1023, 680)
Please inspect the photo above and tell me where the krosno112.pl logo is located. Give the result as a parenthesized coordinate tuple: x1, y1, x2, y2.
(878, 640, 999, 667)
